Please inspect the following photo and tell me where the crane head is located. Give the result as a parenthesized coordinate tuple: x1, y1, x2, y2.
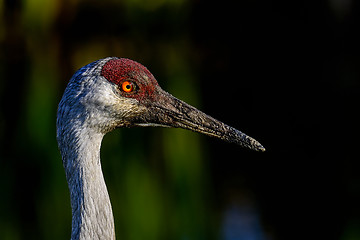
(59, 57, 265, 152)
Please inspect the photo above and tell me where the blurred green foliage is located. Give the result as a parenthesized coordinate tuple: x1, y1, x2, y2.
(2, 0, 360, 240)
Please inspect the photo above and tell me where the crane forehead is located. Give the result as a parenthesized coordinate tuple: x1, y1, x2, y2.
(101, 58, 153, 85)
(101, 58, 159, 102)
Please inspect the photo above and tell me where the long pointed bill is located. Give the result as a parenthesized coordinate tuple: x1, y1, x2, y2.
(136, 88, 265, 152)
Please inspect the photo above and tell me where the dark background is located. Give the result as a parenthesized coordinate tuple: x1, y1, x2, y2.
(1, 0, 359, 239)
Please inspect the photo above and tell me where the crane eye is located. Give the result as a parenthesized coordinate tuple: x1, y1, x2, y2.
(121, 81, 135, 93)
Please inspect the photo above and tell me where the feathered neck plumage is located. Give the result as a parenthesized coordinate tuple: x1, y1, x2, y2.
(57, 58, 116, 240)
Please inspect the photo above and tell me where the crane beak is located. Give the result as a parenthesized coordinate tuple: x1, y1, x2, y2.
(134, 89, 265, 152)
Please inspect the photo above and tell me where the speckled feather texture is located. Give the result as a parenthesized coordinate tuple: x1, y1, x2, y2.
(57, 58, 117, 240)
(57, 57, 265, 240)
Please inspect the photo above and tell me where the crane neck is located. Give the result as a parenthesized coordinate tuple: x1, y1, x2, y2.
(58, 121, 115, 240)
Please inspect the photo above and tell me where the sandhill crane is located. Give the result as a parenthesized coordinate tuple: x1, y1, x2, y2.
(56, 57, 265, 240)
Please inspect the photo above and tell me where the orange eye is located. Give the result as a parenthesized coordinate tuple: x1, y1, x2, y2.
(121, 81, 134, 93)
